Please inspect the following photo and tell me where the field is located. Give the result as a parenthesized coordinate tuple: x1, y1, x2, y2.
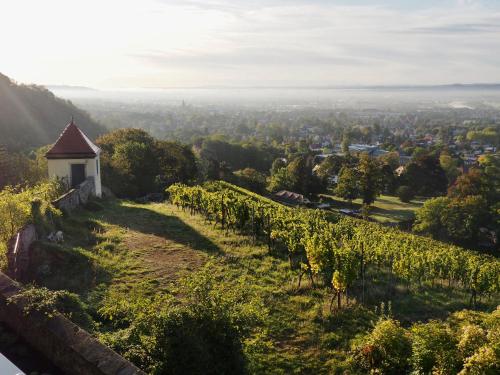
(30, 197, 497, 374)
(320, 194, 425, 224)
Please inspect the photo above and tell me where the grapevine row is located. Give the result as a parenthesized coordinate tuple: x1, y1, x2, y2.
(166, 182, 500, 307)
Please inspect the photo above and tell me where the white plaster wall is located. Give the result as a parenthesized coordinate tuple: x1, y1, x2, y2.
(47, 154, 102, 197)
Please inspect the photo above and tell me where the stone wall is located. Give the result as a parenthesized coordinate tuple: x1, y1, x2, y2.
(0, 272, 145, 375)
(6, 224, 37, 281)
(53, 177, 96, 212)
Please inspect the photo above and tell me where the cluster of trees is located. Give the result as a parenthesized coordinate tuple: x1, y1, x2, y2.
(267, 154, 324, 196)
(333, 153, 392, 206)
(414, 154, 500, 249)
(351, 309, 500, 374)
(0, 146, 49, 189)
(96, 129, 197, 197)
(194, 137, 281, 174)
(466, 127, 499, 146)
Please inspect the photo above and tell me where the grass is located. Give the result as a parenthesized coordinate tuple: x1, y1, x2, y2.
(30, 198, 497, 374)
(320, 194, 425, 224)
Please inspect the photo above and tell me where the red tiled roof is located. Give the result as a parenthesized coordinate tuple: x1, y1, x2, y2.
(45, 121, 100, 159)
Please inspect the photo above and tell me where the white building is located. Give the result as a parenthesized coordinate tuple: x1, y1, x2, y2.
(45, 120, 102, 197)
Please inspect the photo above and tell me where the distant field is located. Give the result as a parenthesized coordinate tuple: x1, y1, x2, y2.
(320, 194, 425, 224)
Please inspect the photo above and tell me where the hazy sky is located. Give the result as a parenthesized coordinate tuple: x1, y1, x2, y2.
(2, 0, 500, 88)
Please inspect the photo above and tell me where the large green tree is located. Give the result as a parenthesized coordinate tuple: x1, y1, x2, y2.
(358, 154, 383, 205)
(401, 154, 447, 196)
(97, 129, 197, 197)
(335, 166, 360, 205)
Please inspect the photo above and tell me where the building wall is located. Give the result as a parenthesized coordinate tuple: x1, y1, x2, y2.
(47, 155, 102, 197)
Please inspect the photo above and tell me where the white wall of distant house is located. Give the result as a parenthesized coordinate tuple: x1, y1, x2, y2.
(47, 156, 102, 197)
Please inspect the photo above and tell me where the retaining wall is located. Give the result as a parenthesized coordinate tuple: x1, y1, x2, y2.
(53, 177, 95, 212)
(0, 272, 145, 375)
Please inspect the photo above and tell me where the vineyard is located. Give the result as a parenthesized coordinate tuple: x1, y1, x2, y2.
(167, 182, 500, 309)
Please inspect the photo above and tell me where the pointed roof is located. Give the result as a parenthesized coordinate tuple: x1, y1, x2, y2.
(45, 120, 100, 159)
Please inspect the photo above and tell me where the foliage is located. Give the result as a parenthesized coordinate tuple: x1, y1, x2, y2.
(352, 318, 412, 374)
(233, 168, 267, 194)
(410, 321, 460, 374)
(357, 153, 383, 205)
(286, 154, 325, 196)
(315, 154, 346, 180)
(197, 137, 280, 173)
(440, 152, 461, 185)
(335, 166, 360, 204)
(397, 185, 415, 203)
(7, 285, 92, 328)
(401, 153, 448, 196)
(96, 128, 197, 197)
(167, 182, 500, 308)
(0, 146, 49, 188)
(349, 307, 500, 375)
(0, 181, 63, 268)
(414, 195, 489, 245)
(99, 264, 265, 374)
(267, 167, 294, 193)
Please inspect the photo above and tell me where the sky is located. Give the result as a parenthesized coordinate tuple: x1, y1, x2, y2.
(1, 0, 500, 88)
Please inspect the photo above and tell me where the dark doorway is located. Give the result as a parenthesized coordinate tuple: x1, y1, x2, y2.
(71, 164, 86, 188)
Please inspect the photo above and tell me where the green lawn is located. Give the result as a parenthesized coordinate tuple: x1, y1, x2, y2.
(320, 194, 425, 224)
(31, 198, 495, 374)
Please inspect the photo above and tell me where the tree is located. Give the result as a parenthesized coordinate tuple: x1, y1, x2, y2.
(315, 155, 345, 181)
(440, 195, 488, 244)
(267, 167, 294, 192)
(413, 195, 488, 245)
(401, 153, 447, 196)
(440, 153, 461, 186)
(335, 166, 360, 205)
(358, 154, 382, 205)
(270, 158, 286, 175)
(341, 129, 351, 155)
(155, 141, 197, 188)
(286, 155, 324, 196)
(234, 168, 267, 194)
(413, 197, 450, 239)
(397, 186, 415, 203)
(448, 168, 485, 198)
(380, 163, 397, 194)
(97, 128, 197, 197)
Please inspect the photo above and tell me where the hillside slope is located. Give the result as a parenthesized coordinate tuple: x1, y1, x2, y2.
(29, 197, 498, 373)
(0, 73, 105, 150)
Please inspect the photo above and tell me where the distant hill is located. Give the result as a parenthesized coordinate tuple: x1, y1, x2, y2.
(0, 73, 106, 150)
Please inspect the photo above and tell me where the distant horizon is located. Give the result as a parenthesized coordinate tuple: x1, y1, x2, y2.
(46, 82, 500, 91)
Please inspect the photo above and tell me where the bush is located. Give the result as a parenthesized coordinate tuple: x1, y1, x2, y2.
(0, 181, 63, 269)
(411, 321, 460, 375)
(99, 264, 265, 374)
(352, 318, 412, 374)
(7, 285, 93, 329)
(396, 185, 415, 203)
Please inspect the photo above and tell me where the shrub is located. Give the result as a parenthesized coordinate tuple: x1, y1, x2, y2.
(352, 318, 412, 374)
(396, 185, 415, 203)
(411, 321, 460, 375)
(99, 264, 265, 374)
